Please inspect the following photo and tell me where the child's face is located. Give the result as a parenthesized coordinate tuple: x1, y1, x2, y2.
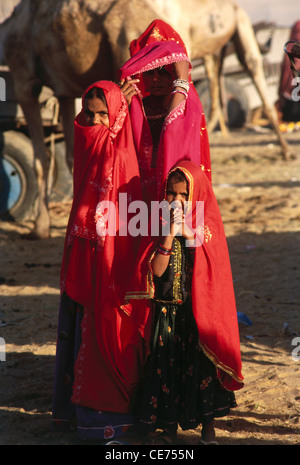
(84, 96, 109, 127)
(166, 177, 189, 206)
(143, 66, 173, 97)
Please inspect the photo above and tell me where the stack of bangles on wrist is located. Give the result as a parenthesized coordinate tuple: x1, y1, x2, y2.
(172, 79, 190, 99)
(157, 243, 173, 256)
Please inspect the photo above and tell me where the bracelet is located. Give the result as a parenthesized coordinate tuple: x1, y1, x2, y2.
(171, 89, 188, 99)
(173, 79, 190, 93)
(159, 243, 172, 251)
(157, 248, 172, 256)
(157, 243, 172, 256)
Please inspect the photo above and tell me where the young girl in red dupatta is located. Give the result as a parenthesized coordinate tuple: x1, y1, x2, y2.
(52, 81, 146, 443)
(118, 20, 211, 206)
(123, 160, 244, 445)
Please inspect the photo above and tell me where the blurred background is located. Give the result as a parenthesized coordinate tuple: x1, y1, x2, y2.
(0, 0, 299, 221)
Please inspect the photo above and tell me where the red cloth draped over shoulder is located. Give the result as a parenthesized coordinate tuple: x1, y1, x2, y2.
(122, 161, 244, 392)
(60, 80, 146, 412)
(118, 20, 211, 205)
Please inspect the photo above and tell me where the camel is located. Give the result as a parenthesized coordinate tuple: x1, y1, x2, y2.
(0, 0, 291, 239)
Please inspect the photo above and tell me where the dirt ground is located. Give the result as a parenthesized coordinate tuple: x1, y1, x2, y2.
(0, 127, 300, 445)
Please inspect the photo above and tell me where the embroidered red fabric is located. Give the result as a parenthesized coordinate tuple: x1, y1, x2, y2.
(123, 161, 244, 392)
(119, 20, 211, 206)
(60, 81, 146, 412)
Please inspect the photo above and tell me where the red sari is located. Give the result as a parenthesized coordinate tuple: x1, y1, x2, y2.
(60, 81, 146, 413)
(118, 20, 211, 205)
(123, 161, 244, 392)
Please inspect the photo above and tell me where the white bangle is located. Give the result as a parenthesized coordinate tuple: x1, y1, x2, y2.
(171, 89, 188, 99)
(173, 79, 190, 93)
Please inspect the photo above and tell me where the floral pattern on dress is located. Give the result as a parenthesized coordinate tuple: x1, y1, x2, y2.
(136, 238, 236, 433)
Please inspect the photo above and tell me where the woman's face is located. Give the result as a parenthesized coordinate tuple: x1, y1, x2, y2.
(84, 96, 109, 127)
(143, 66, 173, 97)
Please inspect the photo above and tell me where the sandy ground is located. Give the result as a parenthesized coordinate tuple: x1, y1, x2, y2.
(0, 127, 300, 445)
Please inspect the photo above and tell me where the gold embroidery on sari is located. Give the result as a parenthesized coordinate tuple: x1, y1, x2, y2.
(204, 225, 212, 242)
(199, 341, 244, 388)
(200, 164, 211, 173)
(149, 27, 178, 43)
(172, 238, 183, 302)
(149, 27, 165, 42)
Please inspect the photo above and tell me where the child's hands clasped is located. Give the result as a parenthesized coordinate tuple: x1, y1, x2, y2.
(169, 201, 194, 240)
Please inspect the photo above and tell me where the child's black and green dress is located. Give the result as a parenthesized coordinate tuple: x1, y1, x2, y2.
(136, 237, 237, 434)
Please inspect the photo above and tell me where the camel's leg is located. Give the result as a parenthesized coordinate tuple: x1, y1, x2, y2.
(58, 97, 75, 174)
(203, 54, 228, 136)
(18, 96, 51, 238)
(219, 73, 229, 126)
(233, 7, 292, 159)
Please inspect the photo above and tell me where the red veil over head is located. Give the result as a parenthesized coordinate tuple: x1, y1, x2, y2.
(123, 161, 244, 392)
(60, 80, 141, 307)
(129, 19, 188, 57)
(118, 20, 211, 205)
(60, 81, 146, 412)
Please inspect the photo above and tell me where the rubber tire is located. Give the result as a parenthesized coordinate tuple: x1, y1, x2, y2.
(0, 131, 38, 221)
(194, 76, 249, 128)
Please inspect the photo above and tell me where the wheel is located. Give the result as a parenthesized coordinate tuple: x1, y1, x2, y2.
(194, 76, 249, 128)
(0, 133, 73, 222)
(0, 131, 38, 221)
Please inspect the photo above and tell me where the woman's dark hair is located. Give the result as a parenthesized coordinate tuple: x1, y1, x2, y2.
(84, 87, 107, 104)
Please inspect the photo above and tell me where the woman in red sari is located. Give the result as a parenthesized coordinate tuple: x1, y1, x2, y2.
(123, 160, 244, 445)
(119, 20, 211, 206)
(52, 81, 146, 443)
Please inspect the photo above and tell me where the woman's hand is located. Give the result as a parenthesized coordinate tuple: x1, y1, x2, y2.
(173, 60, 189, 81)
(119, 78, 140, 106)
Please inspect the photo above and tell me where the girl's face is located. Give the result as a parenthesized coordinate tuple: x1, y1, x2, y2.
(143, 66, 173, 97)
(166, 177, 189, 206)
(84, 96, 109, 127)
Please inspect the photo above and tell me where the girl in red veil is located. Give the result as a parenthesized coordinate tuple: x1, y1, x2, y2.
(123, 160, 244, 445)
(119, 20, 211, 206)
(52, 81, 146, 443)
